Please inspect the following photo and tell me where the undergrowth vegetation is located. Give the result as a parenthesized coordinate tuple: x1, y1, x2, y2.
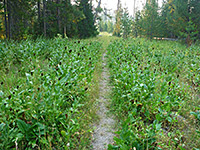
(0, 37, 102, 149)
(107, 38, 200, 149)
(1, 36, 200, 150)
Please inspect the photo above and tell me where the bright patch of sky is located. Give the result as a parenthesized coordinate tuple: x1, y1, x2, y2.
(101, 0, 163, 16)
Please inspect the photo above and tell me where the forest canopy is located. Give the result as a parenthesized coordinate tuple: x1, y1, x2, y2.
(112, 0, 200, 44)
(0, 0, 200, 43)
(0, 0, 98, 40)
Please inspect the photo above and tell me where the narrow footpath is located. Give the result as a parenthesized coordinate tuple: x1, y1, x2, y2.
(91, 52, 115, 150)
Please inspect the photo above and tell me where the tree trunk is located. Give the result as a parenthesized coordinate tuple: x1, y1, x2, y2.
(64, 26, 67, 38)
(43, 0, 47, 37)
(117, 0, 121, 11)
(89, 0, 92, 9)
(38, 0, 41, 31)
(150, 1, 154, 39)
(150, 16, 153, 39)
(38, 0, 41, 20)
(93, 0, 101, 22)
(7, 0, 12, 39)
(133, 0, 136, 18)
(4, 0, 8, 39)
(57, 0, 61, 33)
(134, 0, 137, 37)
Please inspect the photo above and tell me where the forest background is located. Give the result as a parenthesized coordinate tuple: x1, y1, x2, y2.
(0, 0, 200, 45)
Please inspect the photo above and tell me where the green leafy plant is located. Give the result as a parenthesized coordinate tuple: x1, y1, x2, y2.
(0, 38, 102, 149)
(107, 38, 200, 149)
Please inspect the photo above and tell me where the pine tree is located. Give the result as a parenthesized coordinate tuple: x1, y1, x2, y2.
(121, 7, 132, 38)
(78, 0, 97, 38)
(113, 0, 122, 37)
(142, 0, 159, 39)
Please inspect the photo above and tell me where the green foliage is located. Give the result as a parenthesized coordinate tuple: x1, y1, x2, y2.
(133, 0, 160, 39)
(160, 0, 200, 40)
(0, 38, 101, 149)
(180, 18, 199, 46)
(190, 110, 200, 124)
(6, 0, 36, 40)
(129, 0, 200, 42)
(113, 2, 123, 37)
(99, 20, 114, 33)
(132, 11, 141, 38)
(78, 0, 98, 38)
(120, 7, 132, 38)
(107, 21, 114, 33)
(1, 0, 98, 40)
(107, 38, 200, 149)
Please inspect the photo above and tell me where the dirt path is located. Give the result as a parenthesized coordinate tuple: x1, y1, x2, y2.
(91, 52, 115, 150)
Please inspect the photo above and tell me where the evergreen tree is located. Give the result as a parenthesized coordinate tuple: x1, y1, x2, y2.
(78, 0, 98, 38)
(113, 0, 122, 37)
(160, 0, 200, 42)
(107, 20, 114, 33)
(98, 20, 104, 32)
(0, 0, 200, 40)
(103, 22, 108, 31)
(121, 7, 132, 38)
(133, 11, 143, 38)
(142, 0, 159, 39)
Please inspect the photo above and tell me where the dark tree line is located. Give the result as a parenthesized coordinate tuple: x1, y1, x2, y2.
(1, 0, 99, 40)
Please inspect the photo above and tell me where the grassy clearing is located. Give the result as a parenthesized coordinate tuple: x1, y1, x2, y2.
(99, 32, 112, 37)
(0, 37, 102, 149)
(107, 38, 200, 149)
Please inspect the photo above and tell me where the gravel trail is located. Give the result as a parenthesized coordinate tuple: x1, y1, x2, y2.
(91, 52, 115, 150)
